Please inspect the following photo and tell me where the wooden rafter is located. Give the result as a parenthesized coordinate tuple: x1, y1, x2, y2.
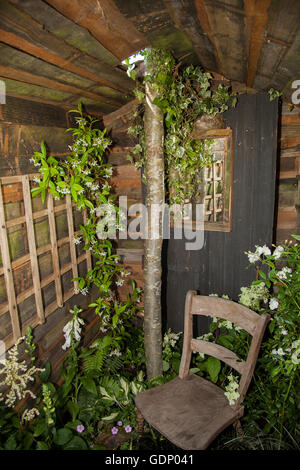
(245, 0, 271, 87)
(0, 65, 120, 107)
(194, 0, 222, 72)
(45, 0, 148, 61)
(0, 29, 132, 96)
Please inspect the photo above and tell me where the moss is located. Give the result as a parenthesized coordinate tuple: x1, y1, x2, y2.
(33, 217, 51, 249)
(7, 226, 28, 261)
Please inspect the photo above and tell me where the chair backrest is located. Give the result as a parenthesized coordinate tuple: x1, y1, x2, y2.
(179, 291, 270, 408)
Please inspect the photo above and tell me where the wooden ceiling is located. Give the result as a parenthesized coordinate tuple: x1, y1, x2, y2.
(0, 0, 300, 115)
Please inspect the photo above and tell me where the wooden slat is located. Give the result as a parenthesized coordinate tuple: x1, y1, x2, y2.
(83, 209, 92, 272)
(66, 195, 78, 290)
(190, 295, 259, 335)
(0, 28, 131, 96)
(46, 0, 147, 61)
(47, 193, 63, 307)
(22, 175, 45, 324)
(191, 338, 245, 374)
(0, 252, 88, 317)
(0, 182, 21, 340)
(194, 0, 222, 71)
(5, 203, 67, 229)
(245, 0, 271, 87)
(0, 65, 120, 108)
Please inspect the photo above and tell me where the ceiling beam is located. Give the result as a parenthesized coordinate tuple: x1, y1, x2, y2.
(0, 29, 132, 96)
(245, 0, 271, 87)
(45, 0, 148, 61)
(0, 65, 120, 107)
(194, 0, 222, 72)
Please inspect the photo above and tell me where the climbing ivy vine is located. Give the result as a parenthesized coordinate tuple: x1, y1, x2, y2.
(125, 48, 237, 204)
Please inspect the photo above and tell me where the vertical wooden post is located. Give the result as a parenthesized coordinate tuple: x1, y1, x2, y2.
(0, 182, 21, 340)
(144, 81, 164, 379)
(22, 175, 45, 324)
(83, 209, 92, 272)
(66, 195, 78, 291)
(47, 193, 63, 307)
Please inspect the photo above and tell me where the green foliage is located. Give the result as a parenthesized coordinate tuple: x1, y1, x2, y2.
(124, 48, 236, 204)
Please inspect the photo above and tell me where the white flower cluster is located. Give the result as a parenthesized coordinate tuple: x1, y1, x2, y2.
(163, 329, 182, 349)
(56, 186, 70, 195)
(272, 339, 300, 365)
(269, 297, 279, 310)
(73, 236, 82, 245)
(239, 282, 269, 311)
(0, 337, 44, 408)
(29, 158, 41, 168)
(246, 244, 285, 264)
(246, 245, 271, 264)
(62, 313, 85, 350)
(224, 374, 240, 405)
(277, 267, 292, 280)
(21, 407, 40, 423)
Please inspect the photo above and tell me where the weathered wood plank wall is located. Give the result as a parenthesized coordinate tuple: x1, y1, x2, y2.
(104, 102, 144, 302)
(0, 96, 101, 382)
(165, 93, 278, 333)
(276, 104, 300, 242)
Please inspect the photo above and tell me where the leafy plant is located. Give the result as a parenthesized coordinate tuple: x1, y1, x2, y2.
(124, 48, 236, 205)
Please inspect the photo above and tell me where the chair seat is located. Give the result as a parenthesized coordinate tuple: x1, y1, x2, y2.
(135, 374, 244, 450)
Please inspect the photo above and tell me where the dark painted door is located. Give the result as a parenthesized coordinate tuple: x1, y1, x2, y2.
(164, 93, 278, 333)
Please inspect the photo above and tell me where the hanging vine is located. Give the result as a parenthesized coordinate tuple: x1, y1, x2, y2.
(31, 103, 143, 338)
(125, 48, 237, 204)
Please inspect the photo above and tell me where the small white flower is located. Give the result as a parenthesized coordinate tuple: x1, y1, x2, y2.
(273, 245, 284, 260)
(246, 251, 260, 264)
(73, 236, 82, 245)
(269, 297, 279, 310)
(277, 267, 292, 280)
(256, 245, 271, 256)
(277, 348, 285, 356)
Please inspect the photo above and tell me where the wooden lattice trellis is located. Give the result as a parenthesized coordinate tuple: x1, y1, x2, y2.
(0, 174, 92, 350)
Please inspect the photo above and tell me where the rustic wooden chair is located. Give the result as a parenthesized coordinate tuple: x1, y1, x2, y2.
(135, 290, 270, 450)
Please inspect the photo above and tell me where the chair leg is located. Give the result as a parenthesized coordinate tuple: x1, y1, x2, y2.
(136, 408, 144, 433)
(233, 419, 244, 437)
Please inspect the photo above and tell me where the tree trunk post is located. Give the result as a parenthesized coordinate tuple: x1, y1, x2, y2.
(144, 81, 164, 379)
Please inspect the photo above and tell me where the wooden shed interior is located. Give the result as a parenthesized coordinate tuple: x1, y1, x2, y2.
(0, 0, 299, 427)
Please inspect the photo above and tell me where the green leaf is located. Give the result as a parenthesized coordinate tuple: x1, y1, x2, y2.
(53, 428, 73, 446)
(291, 234, 300, 241)
(162, 360, 170, 372)
(80, 377, 97, 395)
(64, 436, 88, 450)
(36, 441, 49, 450)
(5, 435, 17, 450)
(31, 187, 42, 198)
(206, 357, 221, 383)
(33, 420, 47, 437)
(67, 401, 79, 421)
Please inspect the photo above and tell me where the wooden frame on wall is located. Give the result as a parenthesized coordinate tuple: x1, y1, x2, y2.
(0, 174, 91, 351)
(189, 127, 234, 232)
